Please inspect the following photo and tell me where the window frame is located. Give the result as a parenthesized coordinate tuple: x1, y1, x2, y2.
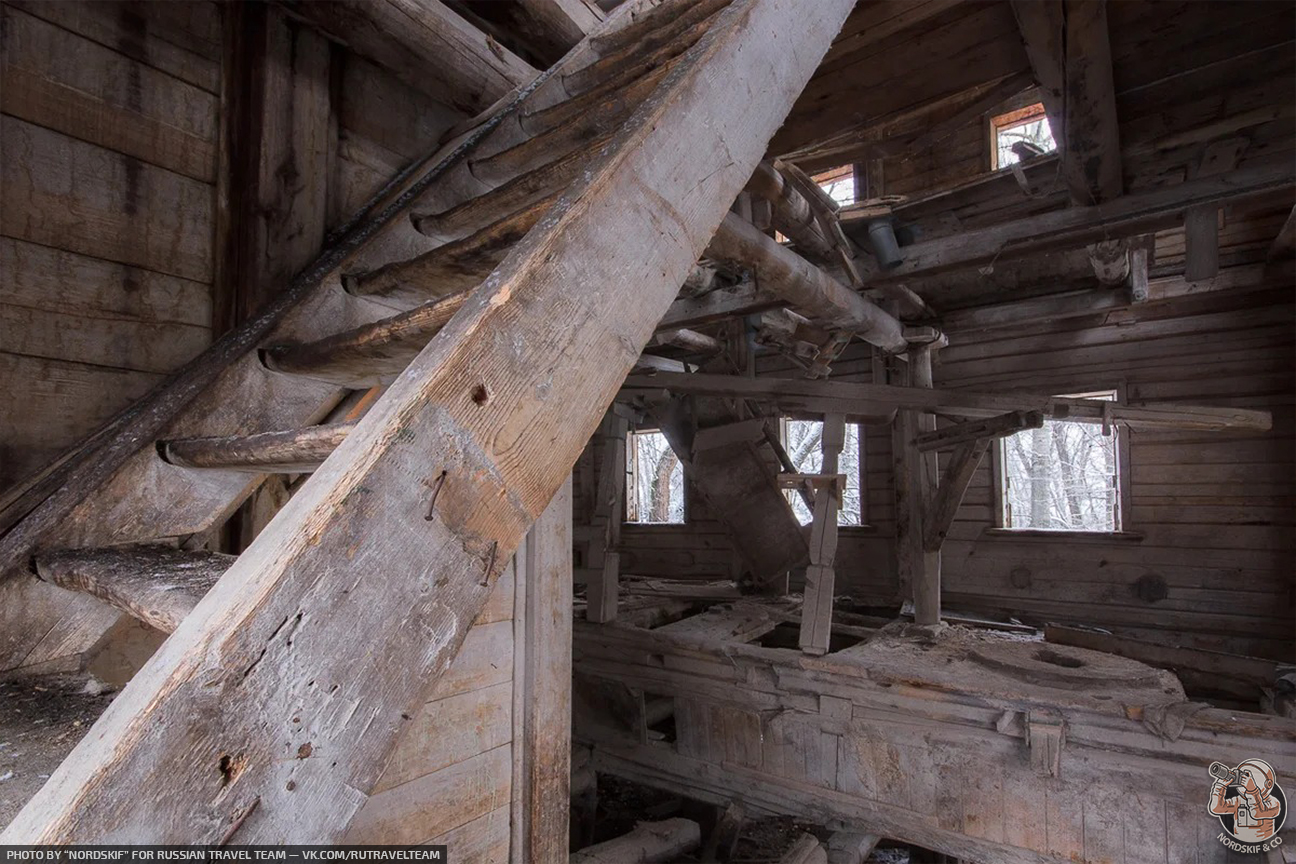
(624, 427, 687, 526)
(988, 100, 1055, 171)
(989, 385, 1133, 536)
(778, 415, 869, 529)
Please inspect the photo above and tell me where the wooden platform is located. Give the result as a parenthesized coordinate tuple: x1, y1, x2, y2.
(574, 601, 1296, 863)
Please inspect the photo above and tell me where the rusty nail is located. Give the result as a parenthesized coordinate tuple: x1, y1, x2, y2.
(218, 796, 260, 846)
(480, 541, 498, 586)
(424, 470, 448, 521)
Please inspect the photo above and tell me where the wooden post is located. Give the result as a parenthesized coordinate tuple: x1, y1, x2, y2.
(893, 342, 943, 626)
(514, 479, 573, 864)
(799, 414, 845, 655)
(587, 415, 627, 623)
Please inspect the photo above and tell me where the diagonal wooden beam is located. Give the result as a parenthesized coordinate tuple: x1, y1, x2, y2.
(923, 438, 991, 552)
(1010, 0, 1122, 206)
(1, 0, 856, 843)
(915, 410, 1044, 452)
(282, 0, 539, 114)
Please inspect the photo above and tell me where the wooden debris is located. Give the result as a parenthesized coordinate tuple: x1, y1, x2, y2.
(780, 833, 828, 864)
(570, 817, 702, 863)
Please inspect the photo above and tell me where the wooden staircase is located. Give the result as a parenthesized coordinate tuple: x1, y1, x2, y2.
(0, 0, 859, 844)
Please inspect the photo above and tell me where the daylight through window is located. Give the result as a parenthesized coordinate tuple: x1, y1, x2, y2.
(991, 103, 1056, 169)
(626, 430, 684, 524)
(812, 165, 855, 206)
(782, 419, 862, 526)
(998, 391, 1121, 532)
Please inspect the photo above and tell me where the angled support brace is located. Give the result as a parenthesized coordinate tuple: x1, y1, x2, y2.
(923, 438, 992, 553)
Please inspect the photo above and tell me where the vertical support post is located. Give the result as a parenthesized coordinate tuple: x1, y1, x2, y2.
(799, 413, 845, 655)
(909, 345, 941, 625)
(893, 342, 943, 626)
(587, 415, 627, 622)
(513, 479, 573, 864)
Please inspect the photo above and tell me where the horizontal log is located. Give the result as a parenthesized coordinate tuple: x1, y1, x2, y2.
(36, 546, 232, 633)
(650, 328, 725, 355)
(708, 214, 907, 352)
(620, 373, 1273, 431)
(877, 161, 1294, 284)
(744, 162, 836, 261)
(915, 410, 1044, 451)
(263, 291, 470, 387)
(570, 818, 702, 863)
(161, 422, 357, 473)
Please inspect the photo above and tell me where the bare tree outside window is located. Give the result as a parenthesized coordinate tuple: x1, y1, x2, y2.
(812, 165, 855, 206)
(991, 103, 1056, 169)
(999, 391, 1121, 531)
(626, 430, 685, 524)
(782, 419, 862, 526)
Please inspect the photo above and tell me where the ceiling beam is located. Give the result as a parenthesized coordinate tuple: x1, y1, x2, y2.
(872, 162, 1293, 285)
(282, 0, 539, 114)
(620, 373, 1272, 432)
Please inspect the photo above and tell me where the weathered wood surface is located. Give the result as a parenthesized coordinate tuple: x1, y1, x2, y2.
(923, 438, 990, 553)
(586, 416, 627, 624)
(1011, 0, 1122, 206)
(576, 608, 1296, 864)
(799, 414, 845, 655)
(162, 422, 357, 473)
(35, 546, 233, 634)
(708, 215, 906, 353)
(651, 405, 810, 587)
(570, 818, 701, 863)
(517, 482, 574, 863)
(2, 0, 854, 841)
(622, 372, 1273, 431)
(915, 410, 1043, 452)
(0, 20, 571, 674)
(875, 162, 1293, 284)
(282, 0, 538, 114)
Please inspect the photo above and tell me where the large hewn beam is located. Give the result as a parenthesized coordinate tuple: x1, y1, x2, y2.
(282, 0, 539, 114)
(2, 0, 855, 843)
(621, 373, 1272, 432)
(875, 162, 1293, 284)
(1011, 0, 1121, 205)
(709, 214, 907, 352)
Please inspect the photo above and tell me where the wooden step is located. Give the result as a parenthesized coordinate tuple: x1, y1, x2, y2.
(36, 546, 233, 633)
(346, 204, 546, 308)
(262, 291, 469, 387)
(160, 422, 357, 473)
(409, 143, 592, 244)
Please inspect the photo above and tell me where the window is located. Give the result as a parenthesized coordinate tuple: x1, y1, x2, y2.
(990, 103, 1056, 169)
(812, 165, 855, 206)
(626, 430, 684, 524)
(997, 391, 1122, 532)
(781, 419, 863, 526)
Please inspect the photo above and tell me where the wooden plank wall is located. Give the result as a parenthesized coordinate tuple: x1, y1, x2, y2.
(344, 560, 516, 856)
(609, 275, 1294, 660)
(0, 0, 466, 499)
(0, 0, 223, 493)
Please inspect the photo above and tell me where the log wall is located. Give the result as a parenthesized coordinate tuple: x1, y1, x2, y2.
(0, 0, 224, 493)
(609, 273, 1295, 660)
(0, 0, 465, 499)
